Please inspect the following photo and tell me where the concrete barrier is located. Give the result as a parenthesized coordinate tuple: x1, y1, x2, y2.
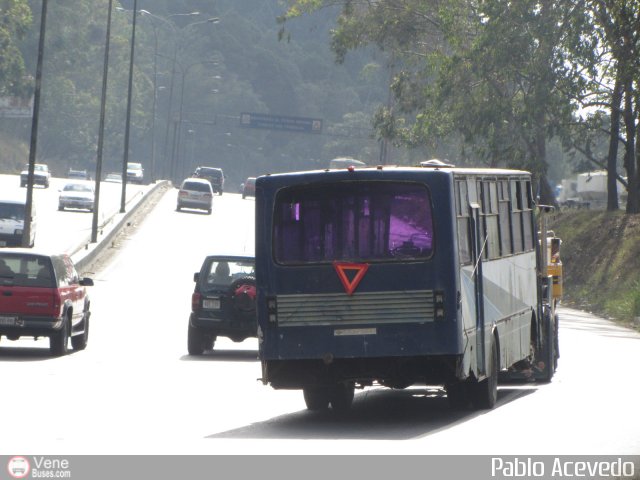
(73, 181, 170, 272)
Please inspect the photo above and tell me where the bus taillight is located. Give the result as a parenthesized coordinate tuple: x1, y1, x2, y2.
(267, 296, 277, 323)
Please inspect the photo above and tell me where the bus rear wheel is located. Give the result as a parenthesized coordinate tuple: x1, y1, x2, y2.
(538, 308, 557, 382)
(303, 387, 330, 411)
(329, 383, 355, 413)
(470, 337, 498, 409)
(446, 382, 469, 409)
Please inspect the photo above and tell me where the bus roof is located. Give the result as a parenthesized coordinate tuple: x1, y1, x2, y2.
(257, 164, 532, 184)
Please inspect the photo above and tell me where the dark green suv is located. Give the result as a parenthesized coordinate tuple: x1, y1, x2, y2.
(187, 255, 256, 355)
(193, 167, 224, 195)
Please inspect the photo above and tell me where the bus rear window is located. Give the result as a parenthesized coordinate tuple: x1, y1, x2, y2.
(273, 182, 434, 263)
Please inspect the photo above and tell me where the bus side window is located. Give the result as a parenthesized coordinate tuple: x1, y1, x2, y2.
(498, 180, 512, 256)
(483, 180, 500, 260)
(455, 180, 471, 264)
(511, 180, 524, 253)
(522, 180, 535, 251)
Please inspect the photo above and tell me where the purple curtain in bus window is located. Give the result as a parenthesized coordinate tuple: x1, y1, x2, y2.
(274, 182, 434, 263)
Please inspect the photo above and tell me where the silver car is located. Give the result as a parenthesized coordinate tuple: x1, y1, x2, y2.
(176, 178, 213, 214)
(58, 182, 95, 212)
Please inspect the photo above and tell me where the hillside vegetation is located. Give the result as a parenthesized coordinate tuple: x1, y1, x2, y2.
(550, 210, 640, 329)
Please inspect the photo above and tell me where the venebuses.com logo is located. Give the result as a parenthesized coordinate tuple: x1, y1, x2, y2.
(7, 456, 30, 479)
(5, 456, 72, 479)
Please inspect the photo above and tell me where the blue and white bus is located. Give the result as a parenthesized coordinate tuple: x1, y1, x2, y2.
(255, 161, 559, 411)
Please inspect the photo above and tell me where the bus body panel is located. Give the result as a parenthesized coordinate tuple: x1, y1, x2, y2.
(479, 253, 537, 367)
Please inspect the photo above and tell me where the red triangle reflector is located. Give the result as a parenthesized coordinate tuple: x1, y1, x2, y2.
(333, 262, 369, 296)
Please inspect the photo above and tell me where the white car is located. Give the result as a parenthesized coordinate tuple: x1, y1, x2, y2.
(20, 163, 51, 188)
(126, 162, 144, 184)
(176, 178, 213, 214)
(58, 182, 95, 212)
(0, 198, 36, 247)
(104, 172, 122, 183)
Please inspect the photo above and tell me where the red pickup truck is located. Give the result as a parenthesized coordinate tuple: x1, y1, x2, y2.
(0, 249, 93, 356)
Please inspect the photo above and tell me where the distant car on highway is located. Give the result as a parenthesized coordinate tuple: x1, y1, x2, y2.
(0, 198, 36, 248)
(68, 169, 90, 180)
(188, 255, 256, 355)
(126, 162, 144, 184)
(0, 249, 93, 356)
(104, 172, 122, 183)
(20, 163, 51, 188)
(177, 178, 213, 214)
(242, 177, 256, 199)
(192, 166, 224, 195)
(58, 182, 95, 212)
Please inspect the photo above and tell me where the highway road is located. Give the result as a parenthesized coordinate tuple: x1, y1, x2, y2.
(0, 181, 639, 456)
(0, 173, 150, 256)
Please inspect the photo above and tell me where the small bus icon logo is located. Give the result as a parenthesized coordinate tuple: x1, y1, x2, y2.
(7, 456, 30, 479)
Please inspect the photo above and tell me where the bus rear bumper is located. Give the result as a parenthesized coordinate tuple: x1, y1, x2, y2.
(261, 355, 463, 390)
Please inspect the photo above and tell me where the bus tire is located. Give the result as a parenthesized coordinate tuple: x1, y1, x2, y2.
(446, 382, 469, 409)
(303, 387, 330, 411)
(470, 337, 498, 409)
(329, 383, 355, 413)
(539, 308, 556, 382)
(554, 312, 560, 366)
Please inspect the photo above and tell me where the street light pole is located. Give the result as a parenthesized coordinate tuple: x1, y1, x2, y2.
(91, 0, 114, 243)
(149, 22, 158, 183)
(22, 0, 48, 247)
(120, 0, 138, 213)
(117, 9, 219, 185)
(173, 63, 219, 181)
(138, 10, 201, 185)
(144, 14, 218, 184)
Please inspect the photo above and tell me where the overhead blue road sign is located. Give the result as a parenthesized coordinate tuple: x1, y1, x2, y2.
(239, 112, 322, 134)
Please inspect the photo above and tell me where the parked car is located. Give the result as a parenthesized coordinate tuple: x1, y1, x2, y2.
(176, 178, 213, 214)
(68, 169, 90, 180)
(193, 166, 224, 195)
(242, 177, 257, 199)
(188, 255, 256, 355)
(126, 162, 144, 184)
(0, 249, 93, 356)
(58, 182, 95, 212)
(104, 172, 122, 183)
(0, 198, 36, 248)
(20, 163, 50, 188)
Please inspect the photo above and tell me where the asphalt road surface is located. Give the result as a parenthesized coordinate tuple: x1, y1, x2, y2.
(1, 186, 638, 456)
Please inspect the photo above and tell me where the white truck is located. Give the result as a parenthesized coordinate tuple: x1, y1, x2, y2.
(557, 170, 626, 209)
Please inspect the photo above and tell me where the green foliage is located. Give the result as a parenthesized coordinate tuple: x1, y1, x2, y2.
(0, 0, 32, 96)
(550, 210, 640, 327)
(281, 0, 640, 207)
(0, 0, 392, 184)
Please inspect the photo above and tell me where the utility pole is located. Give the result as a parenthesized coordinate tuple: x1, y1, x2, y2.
(92, 0, 113, 243)
(23, 0, 48, 247)
(120, 0, 138, 213)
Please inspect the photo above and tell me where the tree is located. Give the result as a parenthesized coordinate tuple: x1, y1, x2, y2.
(0, 0, 32, 97)
(589, 0, 640, 213)
(279, 1, 605, 205)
